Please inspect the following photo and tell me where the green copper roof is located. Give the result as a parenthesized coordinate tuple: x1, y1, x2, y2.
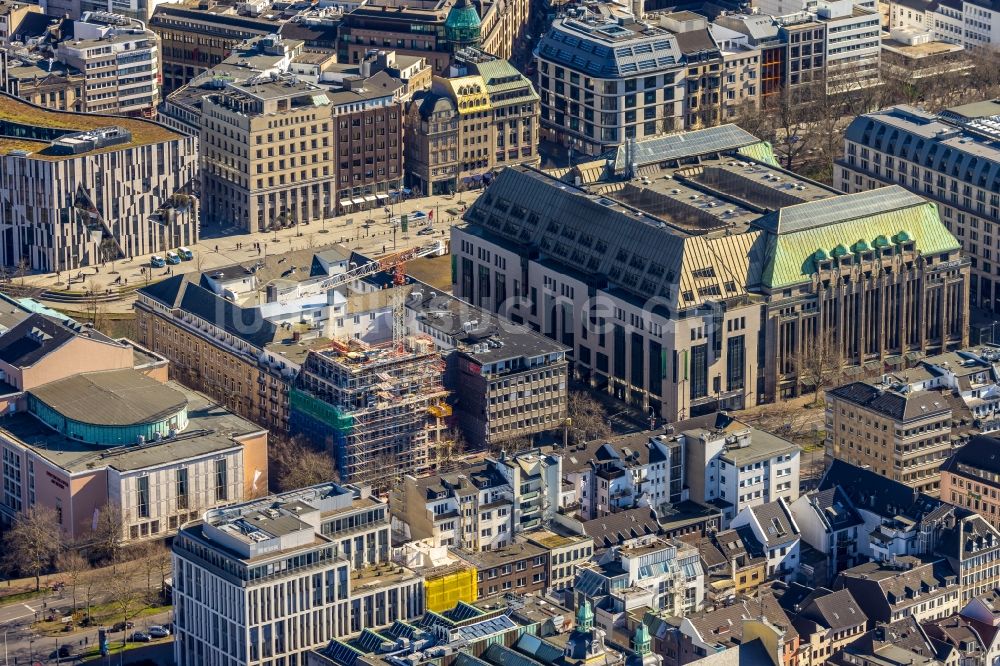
(760, 200, 959, 289)
(445, 0, 481, 44)
(874, 234, 890, 248)
(854, 239, 869, 252)
(736, 141, 779, 166)
(814, 248, 828, 261)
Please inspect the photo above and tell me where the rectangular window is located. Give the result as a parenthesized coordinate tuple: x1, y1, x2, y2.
(176, 468, 189, 511)
(137, 476, 150, 519)
(214, 459, 228, 502)
(726, 335, 746, 391)
(690, 343, 708, 400)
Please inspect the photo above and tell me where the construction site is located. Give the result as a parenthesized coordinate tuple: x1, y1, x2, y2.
(290, 334, 452, 491)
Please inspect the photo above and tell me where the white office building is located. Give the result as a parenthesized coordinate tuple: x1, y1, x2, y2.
(172, 483, 424, 666)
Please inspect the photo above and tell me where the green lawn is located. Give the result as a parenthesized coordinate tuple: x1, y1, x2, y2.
(35, 601, 170, 638)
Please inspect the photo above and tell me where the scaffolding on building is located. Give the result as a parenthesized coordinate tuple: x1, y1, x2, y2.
(293, 334, 450, 492)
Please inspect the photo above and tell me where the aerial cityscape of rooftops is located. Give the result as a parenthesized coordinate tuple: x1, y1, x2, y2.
(2, 0, 1000, 662)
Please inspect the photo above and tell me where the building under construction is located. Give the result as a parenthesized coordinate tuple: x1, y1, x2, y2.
(290, 335, 451, 490)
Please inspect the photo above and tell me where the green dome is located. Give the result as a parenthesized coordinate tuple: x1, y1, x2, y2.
(854, 239, 869, 252)
(576, 600, 594, 631)
(874, 235, 890, 248)
(814, 248, 829, 261)
(895, 230, 912, 243)
(445, 0, 481, 48)
(831, 244, 848, 258)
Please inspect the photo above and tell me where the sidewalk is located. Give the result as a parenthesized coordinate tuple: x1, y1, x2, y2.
(22, 190, 480, 313)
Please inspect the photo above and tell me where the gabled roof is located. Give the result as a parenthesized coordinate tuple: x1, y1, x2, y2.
(819, 460, 942, 523)
(797, 588, 867, 632)
(940, 435, 1000, 480)
(748, 499, 799, 547)
(803, 487, 864, 531)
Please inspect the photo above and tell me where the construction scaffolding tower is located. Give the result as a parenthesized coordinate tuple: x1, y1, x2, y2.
(292, 334, 450, 492)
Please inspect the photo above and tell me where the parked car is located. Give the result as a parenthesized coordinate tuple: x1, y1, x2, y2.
(177, 247, 193, 261)
(130, 631, 152, 643)
(112, 620, 135, 632)
(417, 226, 435, 235)
(148, 625, 171, 638)
(150, 255, 165, 268)
(165, 251, 181, 265)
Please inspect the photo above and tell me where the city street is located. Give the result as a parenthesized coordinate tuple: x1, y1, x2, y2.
(20, 190, 482, 313)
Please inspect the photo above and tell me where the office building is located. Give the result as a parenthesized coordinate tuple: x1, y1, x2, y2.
(453, 125, 968, 422)
(337, 0, 529, 74)
(0, 93, 197, 271)
(825, 374, 956, 495)
(839, 102, 1000, 312)
(149, 1, 282, 93)
(407, 288, 569, 450)
(55, 12, 160, 117)
(172, 483, 424, 666)
(535, 7, 686, 156)
(405, 50, 540, 196)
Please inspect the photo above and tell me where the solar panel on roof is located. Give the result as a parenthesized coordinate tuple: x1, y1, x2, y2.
(355, 629, 389, 653)
(614, 124, 759, 170)
(324, 641, 363, 666)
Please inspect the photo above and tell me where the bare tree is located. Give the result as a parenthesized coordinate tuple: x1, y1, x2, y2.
(269, 434, 338, 492)
(487, 434, 533, 458)
(566, 391, 613, 446)
(795, 330, 843, 406)
(16, 257, 28, 287)
(56, 549, 89, 612)
(2, 507, 63, 591)
(90, 504, 127, 570)
(107, 560, 145, 648)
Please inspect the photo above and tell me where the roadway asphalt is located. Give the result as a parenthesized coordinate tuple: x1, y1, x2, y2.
(0, 589, 172, 666)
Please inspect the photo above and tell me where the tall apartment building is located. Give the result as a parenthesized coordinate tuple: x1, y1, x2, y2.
(826, 375, 956, 495)
(660, 12, 725, 131)
(454, 125, 968, 421)
(55, 12, 160, 117)
(172, 483, 425, 666)
(534, 8, 686, 156)
(0, 93, 198, 271)
(405, 50, 540, 196)
(149, 1, 281, 93)
(838, 102, 1000, 312)
(680, 417, 800, 527)
(337, 0, 529, 74)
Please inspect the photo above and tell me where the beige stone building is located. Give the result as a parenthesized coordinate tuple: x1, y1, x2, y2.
(200, 80, 334, 233)
(0, 54, 85, 112)
(825, 374, 956, 495)
(405, 51, 540, 196)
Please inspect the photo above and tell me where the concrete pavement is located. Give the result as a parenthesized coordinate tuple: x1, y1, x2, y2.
(22, 190, 481, 313)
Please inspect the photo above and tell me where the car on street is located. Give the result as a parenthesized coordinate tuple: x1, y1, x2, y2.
(417, 226, 435, 235)
(177, 247, 193, 260)
(166, 251, 181, 265)
(130, 631, 152, 643)
(150, 255, 165, 268)
(112, 621, 135, 632)
(148, 625, 171, 638)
